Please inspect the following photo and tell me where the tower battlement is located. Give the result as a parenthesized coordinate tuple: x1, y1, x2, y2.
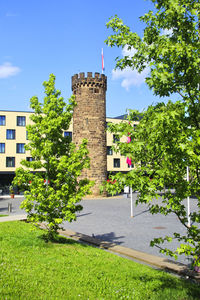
(72, 72, 107, 92)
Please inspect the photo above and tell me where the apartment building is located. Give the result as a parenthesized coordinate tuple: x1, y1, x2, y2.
(0, 110, 137, 186)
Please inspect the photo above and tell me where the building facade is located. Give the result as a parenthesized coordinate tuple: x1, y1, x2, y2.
(0, 109, 138, 188)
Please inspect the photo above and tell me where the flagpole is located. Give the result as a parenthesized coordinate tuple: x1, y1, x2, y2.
(101, 48, 104, 74)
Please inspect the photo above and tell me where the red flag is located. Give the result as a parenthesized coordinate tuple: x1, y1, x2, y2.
(101, 48, 105, 73)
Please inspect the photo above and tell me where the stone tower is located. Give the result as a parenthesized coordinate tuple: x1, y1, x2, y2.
(71, 72, 107, 196)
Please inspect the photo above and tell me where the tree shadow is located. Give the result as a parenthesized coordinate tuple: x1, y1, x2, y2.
(128, 271, 200, 298)
(39, 232, 88, 247)
(0, 207, 9, 213)
(77, 212, 92, 218)
(93, 232, 124, 245)
(133, 208, 149, 217)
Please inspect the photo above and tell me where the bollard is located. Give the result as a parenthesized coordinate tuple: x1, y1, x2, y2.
(8, 203, 12, 213)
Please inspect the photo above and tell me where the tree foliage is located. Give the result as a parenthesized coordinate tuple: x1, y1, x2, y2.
(105, 0, 200, 266)
(13, 74, 93, 240)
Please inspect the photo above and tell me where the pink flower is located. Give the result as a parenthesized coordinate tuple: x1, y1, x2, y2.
(127, 136, 131, 143)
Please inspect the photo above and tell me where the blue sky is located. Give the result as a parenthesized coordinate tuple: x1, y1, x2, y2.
(0, 0, 171, 117)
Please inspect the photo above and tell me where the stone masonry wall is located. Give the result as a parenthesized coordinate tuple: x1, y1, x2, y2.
(72, 72, 107, 196)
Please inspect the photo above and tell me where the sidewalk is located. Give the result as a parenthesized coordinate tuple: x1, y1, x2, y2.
(0, 214, 27, 222)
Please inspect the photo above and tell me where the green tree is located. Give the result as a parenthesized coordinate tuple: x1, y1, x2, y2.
(13, 74, 93, 240)
(105, 0, 200, 266)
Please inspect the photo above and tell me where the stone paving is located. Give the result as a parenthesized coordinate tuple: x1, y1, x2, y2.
(62, 193, 198, 266)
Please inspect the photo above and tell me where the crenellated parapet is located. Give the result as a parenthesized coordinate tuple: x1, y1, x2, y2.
(72, 72, 107, 92)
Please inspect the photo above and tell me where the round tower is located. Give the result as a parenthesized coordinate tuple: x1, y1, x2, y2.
(71, 72, 107, 196)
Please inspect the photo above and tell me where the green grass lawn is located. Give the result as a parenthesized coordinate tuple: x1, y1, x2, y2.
(0, 221, 199, 299)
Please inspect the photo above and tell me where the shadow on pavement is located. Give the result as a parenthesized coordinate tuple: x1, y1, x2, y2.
(93, 232, 124, 245)
(0, 207, 8, 213)
(77, 212, 92, 218)
(133, 208, 150, 218)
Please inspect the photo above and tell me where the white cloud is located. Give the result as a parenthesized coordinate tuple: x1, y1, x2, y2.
(0, 62, 21, 79)
(112, 46, 149, 91)
(122, 45, 137, 57)
(112, 67, 149, 91)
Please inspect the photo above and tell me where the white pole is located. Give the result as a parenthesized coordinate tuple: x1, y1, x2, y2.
(186, 166, 191, 227)
(130, 186, 133, 218)
(127, 109, 133, 218)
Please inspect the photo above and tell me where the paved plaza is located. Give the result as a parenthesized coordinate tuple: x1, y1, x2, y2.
(0, 193, 198, 266)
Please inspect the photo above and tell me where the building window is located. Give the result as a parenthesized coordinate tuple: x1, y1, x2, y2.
(0, 115, 6, 126)
(16, 143, 25, 153)
(26, 131, 29, 140)
(6, 129, 15, 139)
(107, 146, 113, 155)
(26, 157, 34, 162)
(0, 143, 5, 153)
(128, 163, 134, 168)
(113, 134, 120, 143)
(64, 131, 72, 139)
(17, 116, 26, 126)
(6, 157, 15, 167)
(114, 158, 120, 168)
